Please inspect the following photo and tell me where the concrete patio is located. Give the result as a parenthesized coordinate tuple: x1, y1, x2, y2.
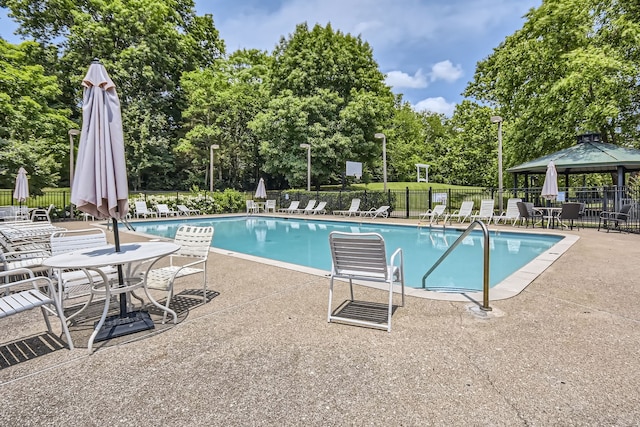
(1, 219, 638, 425)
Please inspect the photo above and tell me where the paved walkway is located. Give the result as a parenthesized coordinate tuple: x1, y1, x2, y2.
(1, 218, 638, 425)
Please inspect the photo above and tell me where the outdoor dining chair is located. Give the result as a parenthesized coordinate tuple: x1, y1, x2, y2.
(598, 204, 632, 232)
(0, 268, 74, 350)
(143, 225, 214, 323)
(327, 231, 405, 332)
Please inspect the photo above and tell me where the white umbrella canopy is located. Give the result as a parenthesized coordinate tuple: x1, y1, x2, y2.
(13, 167, 29, 204)
(255, 177, 267, 199)
(541, 160, 559, 201)
(71, 60, 129, 220)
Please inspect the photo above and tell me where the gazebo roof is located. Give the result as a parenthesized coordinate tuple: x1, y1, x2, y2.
(507, 141, 640, 174)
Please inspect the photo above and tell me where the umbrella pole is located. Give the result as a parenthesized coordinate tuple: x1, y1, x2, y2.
(112, 217, 128, 316)
(93, 217, 155, 342)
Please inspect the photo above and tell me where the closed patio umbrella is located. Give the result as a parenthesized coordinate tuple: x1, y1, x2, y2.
(541, 160, 558, 201)
(71, 60, 151, 339)
(13, 167, 29, 206)
(255, 177, 267, 199)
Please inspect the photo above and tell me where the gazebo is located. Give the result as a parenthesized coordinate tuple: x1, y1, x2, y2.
(507, 134, 640, 188)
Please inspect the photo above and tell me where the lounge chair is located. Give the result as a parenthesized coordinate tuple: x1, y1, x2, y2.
(446, 201, 474, 224)
(307, 201, 327, 215)
(333, 199, 361, 216)
(419, 204, 446, 224)
(177, 204, 201, 216)
(471, 199, 495, 223)
(598, 203, 632, 232)
(134, 201, 157, 218)
(360, 205, 390, 219)
(494, 198, 522, 225)
(327, 231, 405, 332)
(156, 204, 178, 217)
(295, 200, 317, 214)
(278, 200, 300, 214)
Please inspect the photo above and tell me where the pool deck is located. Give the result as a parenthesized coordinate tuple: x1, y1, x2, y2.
(1, 216, 639, 425)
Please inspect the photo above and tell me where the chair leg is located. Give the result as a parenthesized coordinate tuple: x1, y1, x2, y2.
(327, 277, 335, 323)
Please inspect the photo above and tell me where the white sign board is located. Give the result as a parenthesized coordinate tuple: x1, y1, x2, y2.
(433, 193, 447, 203)
(346, 161, 362, 179)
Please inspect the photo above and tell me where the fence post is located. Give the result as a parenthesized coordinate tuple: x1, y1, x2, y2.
(428, 187, 432, 210)
(405, 187, 410, 218)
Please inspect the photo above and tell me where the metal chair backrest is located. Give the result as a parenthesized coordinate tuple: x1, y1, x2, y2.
(329, 232, 388, 280)
(560, 202, 581, 220)
(50, 228, 108, 255)
(173, 225, 214, 259)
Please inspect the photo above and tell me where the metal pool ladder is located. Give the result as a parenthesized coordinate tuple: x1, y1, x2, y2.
(421, 220, 492, 311)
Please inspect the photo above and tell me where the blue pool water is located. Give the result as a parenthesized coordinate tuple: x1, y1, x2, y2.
(129, 216, 563, 290)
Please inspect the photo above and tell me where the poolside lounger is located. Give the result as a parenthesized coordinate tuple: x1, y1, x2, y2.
(177, 204, 201, 216)
(157, 204, 178, 217)
(134, 201, 157, 218)
(359, 205, 390, 219)
(446, 201, 474, 224)
(471, 199, 495, 223)
(494, 198, 522, 225)
(419, 204, 446, 224)
(333, 199, 360, 216)
(295, 200, 317, 214)
(306, 201, 327, 215)
(278, 200, 300, 214)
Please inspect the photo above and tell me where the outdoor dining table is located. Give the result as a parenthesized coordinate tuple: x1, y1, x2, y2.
(42, 241, 179, 353)
(535, 206, 562, 229)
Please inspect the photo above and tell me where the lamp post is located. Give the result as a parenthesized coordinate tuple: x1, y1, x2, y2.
(374, 133, 387, 192)
(209, 144, 219, 192)
(68, 129, 80, 219)
(490, 116, 504, 213)
(300, 143, 311, 192)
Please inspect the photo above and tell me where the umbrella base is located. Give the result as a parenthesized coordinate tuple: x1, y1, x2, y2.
(93, 310, 154, 342)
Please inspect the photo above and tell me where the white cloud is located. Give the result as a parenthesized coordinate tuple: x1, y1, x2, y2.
(413, 97, 456, 116)
(430, 60, 463, 83)
(385, 69, 428, 89)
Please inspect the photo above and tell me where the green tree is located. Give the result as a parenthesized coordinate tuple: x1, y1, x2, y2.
(251, 23, 394, 189)
(0, 39, 73, 192)
(465, 0, 640, 166)
(2, 0, 225, 190)
(179, 49, 270, 190)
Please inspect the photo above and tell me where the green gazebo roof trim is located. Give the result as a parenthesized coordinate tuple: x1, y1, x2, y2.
(507, 141, 640, 174)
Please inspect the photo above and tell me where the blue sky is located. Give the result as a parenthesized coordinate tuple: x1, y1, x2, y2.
(1, 0, 541, 116)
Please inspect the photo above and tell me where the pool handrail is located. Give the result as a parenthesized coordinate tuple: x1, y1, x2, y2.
(421, 220, 491, 311)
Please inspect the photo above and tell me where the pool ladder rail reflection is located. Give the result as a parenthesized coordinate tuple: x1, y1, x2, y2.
(421, 220, 492, 311)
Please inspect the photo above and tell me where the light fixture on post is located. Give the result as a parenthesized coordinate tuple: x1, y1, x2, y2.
(300, 143, 311, 192)
(209, 144, 219, 192)
(374, 133, 387, 192)
(68, 129, 81, 219)
(490, 116, 504, 213)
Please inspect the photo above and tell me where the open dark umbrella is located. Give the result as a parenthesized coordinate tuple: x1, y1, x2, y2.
(71, 60, 152, 339)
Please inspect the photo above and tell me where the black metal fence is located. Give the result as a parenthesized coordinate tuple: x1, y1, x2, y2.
(2, 186, 639, 231)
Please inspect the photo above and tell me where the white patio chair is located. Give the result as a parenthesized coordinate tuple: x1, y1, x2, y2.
(419, 204, 446, 224)
(264, 199, 277, 213)
(156, 204, 178, 217)
(359, 205, 390, 219)
(328, 232, 405, 332)
(134, 201, 157, 218)
(295, 200, 317, 214)
(333, 199, 361, 216)
(494, 198, 522, 225)
(0, 268, 74, 350)
(446, 201, 474, 224)
(177, 204, 200, 216)
(307, 201, 327, 215)
(471, 199, 495, 223)
(246, 200, 259, 214)
(278, 200, 299, 214)
(142, 225, 214, 323)
(30, 204, 55, 222)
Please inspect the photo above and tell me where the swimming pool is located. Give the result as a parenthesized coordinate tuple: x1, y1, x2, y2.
(127, 216, 568, 293)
